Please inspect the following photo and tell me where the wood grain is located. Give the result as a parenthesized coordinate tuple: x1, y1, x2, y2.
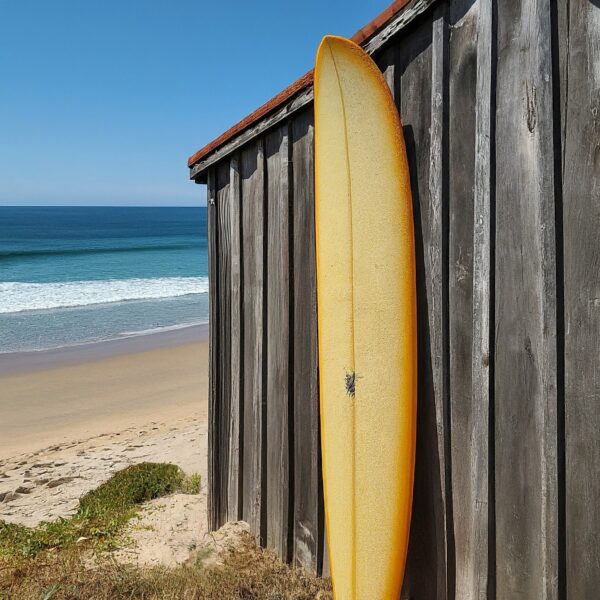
(494, 0, 558, 597)
(291, 109, 322, 574)
(227, 154, 242, 522)
(429, 7, 451, 597)
(470, 0, 494, 597)
(563, 1, 600, 597)
(447, 1, 480, 598)
(216, 161, 232, 529)
(265, 124, 291, 561)
(241, 139, 266, 543)
(206, 168, 219, 532)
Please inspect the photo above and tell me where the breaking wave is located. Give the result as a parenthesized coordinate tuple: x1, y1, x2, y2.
(0, 277, 209, 314)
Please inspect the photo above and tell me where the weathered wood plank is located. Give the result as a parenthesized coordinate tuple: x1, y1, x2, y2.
(375, 44, 398, 99)
(448, 0, 496, 596)
(265, 124, 291, 561)
(394, 16, 444, 600)
(216, 161, 232, 529)
(207, 168, 219, 532)
(428, 7, 451, 598)
(563, 2, 600, 597)
(469, 0, 494, 596)
(470, 0, 495, 597)
(494, 0, 559, 597)
(227, 154, 242, 522)
(447, 1, 480, 597)
(291, 109, 321, 574)
(551, 3, 567, 596)
(241, 139, 266, 543)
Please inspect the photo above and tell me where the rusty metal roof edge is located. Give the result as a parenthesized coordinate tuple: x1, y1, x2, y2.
(188, 0, 427, 174)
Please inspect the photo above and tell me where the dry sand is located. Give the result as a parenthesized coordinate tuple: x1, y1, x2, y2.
(0, 332, 208, 459)
(0, 332, 216, 566)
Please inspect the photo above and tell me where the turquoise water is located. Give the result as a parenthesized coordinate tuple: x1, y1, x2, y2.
(0, 207, 208, 352)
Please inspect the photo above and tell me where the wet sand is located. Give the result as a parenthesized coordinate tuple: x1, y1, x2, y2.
(0, 323, 208, 376)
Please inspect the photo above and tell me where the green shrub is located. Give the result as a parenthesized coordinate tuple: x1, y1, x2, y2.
(0, 463, 199, 558)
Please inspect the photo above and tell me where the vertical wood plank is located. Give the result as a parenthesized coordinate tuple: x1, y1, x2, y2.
(447, 1, 483, 597)
(428, 7, 451, 598)
(448, 0, 496, 596)
(375, 44, 399, 99)
(228, 154, 242, 522)
(470, 0, 495, 597)
(216, 161, 232, 529)
(395, 17, 444, 600)
(469, 0, 494, 597)
(241, 139, 266, 543)
(265, 124, 291, 561)
(563, 2, 600, 597)
(207, 168, 220, 532)
(494, 0, 559, 597)
(291, 109, 321, 574)
(550, 3, 566, 596)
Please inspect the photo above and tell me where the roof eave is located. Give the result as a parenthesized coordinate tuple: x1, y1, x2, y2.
(189, 0, 437, 180)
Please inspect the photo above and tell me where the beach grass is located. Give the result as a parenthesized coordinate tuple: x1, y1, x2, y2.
(0, 463, 200, 558)
(0, 463, 331, 599)
(0, 537, 332, 599)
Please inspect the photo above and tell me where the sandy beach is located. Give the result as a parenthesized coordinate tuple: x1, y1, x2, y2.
(0, 325, 208, 459)
(0, 326, 210, 560)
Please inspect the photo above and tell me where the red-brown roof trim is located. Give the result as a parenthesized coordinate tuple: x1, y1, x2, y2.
(188, 0, 412, 169)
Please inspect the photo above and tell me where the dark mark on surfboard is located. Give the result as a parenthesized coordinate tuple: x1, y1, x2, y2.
(345, 372, 356, 397)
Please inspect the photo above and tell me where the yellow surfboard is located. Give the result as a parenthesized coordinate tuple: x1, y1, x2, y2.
(314, 36, 417, 599)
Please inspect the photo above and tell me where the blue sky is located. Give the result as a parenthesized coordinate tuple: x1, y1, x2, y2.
(0, 0, 390, 206)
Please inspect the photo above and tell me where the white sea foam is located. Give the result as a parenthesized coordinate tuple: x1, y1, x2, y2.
(118, 322, 208, 337)
(0, 277, 209, 314)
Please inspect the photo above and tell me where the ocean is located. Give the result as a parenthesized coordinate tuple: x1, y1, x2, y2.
(0, 206, 208, 353)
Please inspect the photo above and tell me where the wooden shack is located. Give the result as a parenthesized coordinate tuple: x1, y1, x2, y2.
(188, 0, 600, 597)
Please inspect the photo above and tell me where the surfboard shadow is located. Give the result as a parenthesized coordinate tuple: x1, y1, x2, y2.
(400, 124, 455, 600)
